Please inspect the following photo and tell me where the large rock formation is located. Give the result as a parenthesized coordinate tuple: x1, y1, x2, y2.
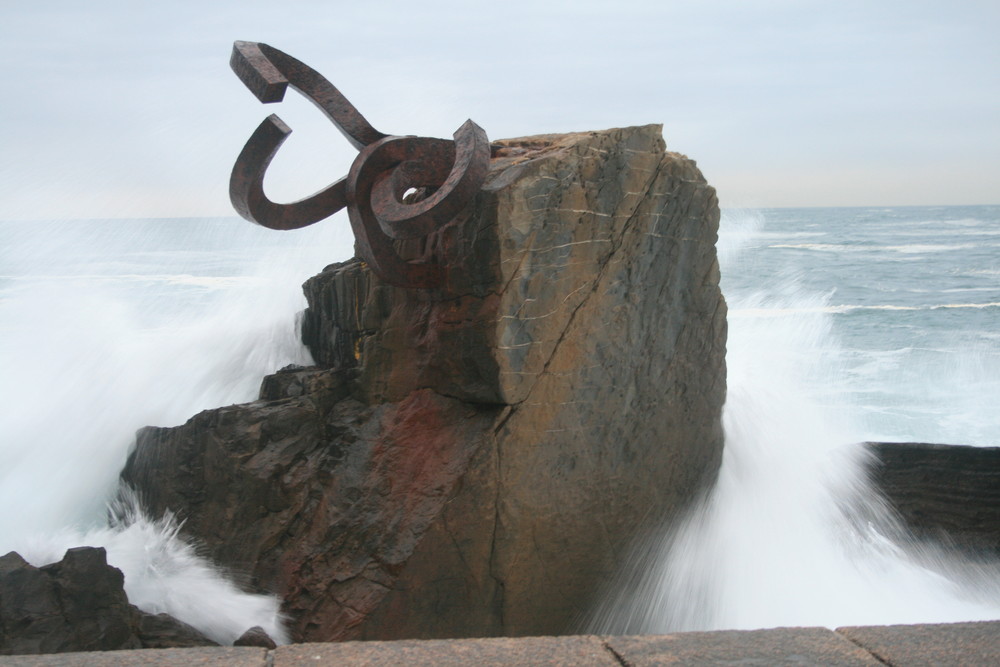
(865, 442, 1000, 557)
(121, 125, 727, 642)
(0, 547, 217, 655)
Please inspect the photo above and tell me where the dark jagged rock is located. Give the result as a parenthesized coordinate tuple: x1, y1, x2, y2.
(0, 547, 216, 656)
(865, 442, 1000, 556)
(133, 612, 218, 649)
(0, 548, 140, 655)
(122, 125, 727, 642)
(234, 625, 278, 649)
(126, 388, 501, 640)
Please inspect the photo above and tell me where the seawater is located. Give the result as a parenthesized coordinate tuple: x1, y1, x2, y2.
(730, 206, 1000, 446)
(590, 205, 1000, 633)
(2, 207, 998, 641)
(0, 215, 355, 644)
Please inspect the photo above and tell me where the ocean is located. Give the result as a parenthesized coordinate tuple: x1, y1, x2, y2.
(1, 205, 998, 640)
(722, 205, 1000, 448)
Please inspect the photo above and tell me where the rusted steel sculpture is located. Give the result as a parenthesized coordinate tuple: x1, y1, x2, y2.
(229, 41, 490, 288)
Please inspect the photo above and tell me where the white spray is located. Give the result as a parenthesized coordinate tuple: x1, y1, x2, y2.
(0, 215, 356, 644)
(588, 209, 1000, 634)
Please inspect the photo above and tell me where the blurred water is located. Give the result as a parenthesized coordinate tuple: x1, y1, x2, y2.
(0, 215, 355, 644)
(4, 207, 998, 640)
(590, 206, 1000, 634)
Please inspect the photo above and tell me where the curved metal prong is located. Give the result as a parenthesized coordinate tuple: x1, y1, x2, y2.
(344, 120, 490, 287)
(231, 41, 289, 103)
(228, 41, 491, 290)
(347, 135, 445, 288)
(371, 120, 490, 239)
(230, 114, 348, 230)
(230, 41, 386, 150)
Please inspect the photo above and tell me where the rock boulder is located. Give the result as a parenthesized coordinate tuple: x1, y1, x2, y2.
(0, 547, 217, 655)
(122, 125, 727, 641)
(865, 441, 1000, 556)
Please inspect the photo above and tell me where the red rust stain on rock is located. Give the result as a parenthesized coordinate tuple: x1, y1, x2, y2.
(373, 392, 467, 517)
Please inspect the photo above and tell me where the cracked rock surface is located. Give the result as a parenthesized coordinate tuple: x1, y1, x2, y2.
(121, 125, 727, 642)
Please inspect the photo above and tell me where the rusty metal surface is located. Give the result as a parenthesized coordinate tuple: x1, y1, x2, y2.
(229, 41, 489, 288)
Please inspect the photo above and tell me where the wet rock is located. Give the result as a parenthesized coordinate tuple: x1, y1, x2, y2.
(122, 125, 727, 641)
(234, 626, 278, 649)
(865, 441, 1000, 556)
(125, 388, 499, 641)
(134, 612, 217, 649)
(0, 547, 140, 655)
(0, 547, 217, 655)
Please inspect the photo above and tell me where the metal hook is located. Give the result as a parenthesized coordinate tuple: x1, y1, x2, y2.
(229, 41, 490, 288)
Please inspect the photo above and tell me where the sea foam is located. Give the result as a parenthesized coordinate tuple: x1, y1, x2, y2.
(0, 216, 355, 644)
(587, 208, 1000, 634)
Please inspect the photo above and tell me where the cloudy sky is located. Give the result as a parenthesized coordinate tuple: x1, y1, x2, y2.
(1, 0, 997, 220)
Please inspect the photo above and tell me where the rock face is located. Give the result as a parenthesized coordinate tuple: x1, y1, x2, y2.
(0, 547, 217, 655)
(865, 442, 1000, 556)
(122, 125, 727, 642)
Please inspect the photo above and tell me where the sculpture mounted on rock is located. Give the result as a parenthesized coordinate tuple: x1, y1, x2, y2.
(121, 41, 728, 643)
(229, 41, 490, 289)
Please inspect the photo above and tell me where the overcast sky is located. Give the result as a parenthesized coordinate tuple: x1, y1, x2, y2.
(1, 0, 998, 220)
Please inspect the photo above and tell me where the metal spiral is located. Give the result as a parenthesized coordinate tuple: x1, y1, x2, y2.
(228, 41, 490, 288)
